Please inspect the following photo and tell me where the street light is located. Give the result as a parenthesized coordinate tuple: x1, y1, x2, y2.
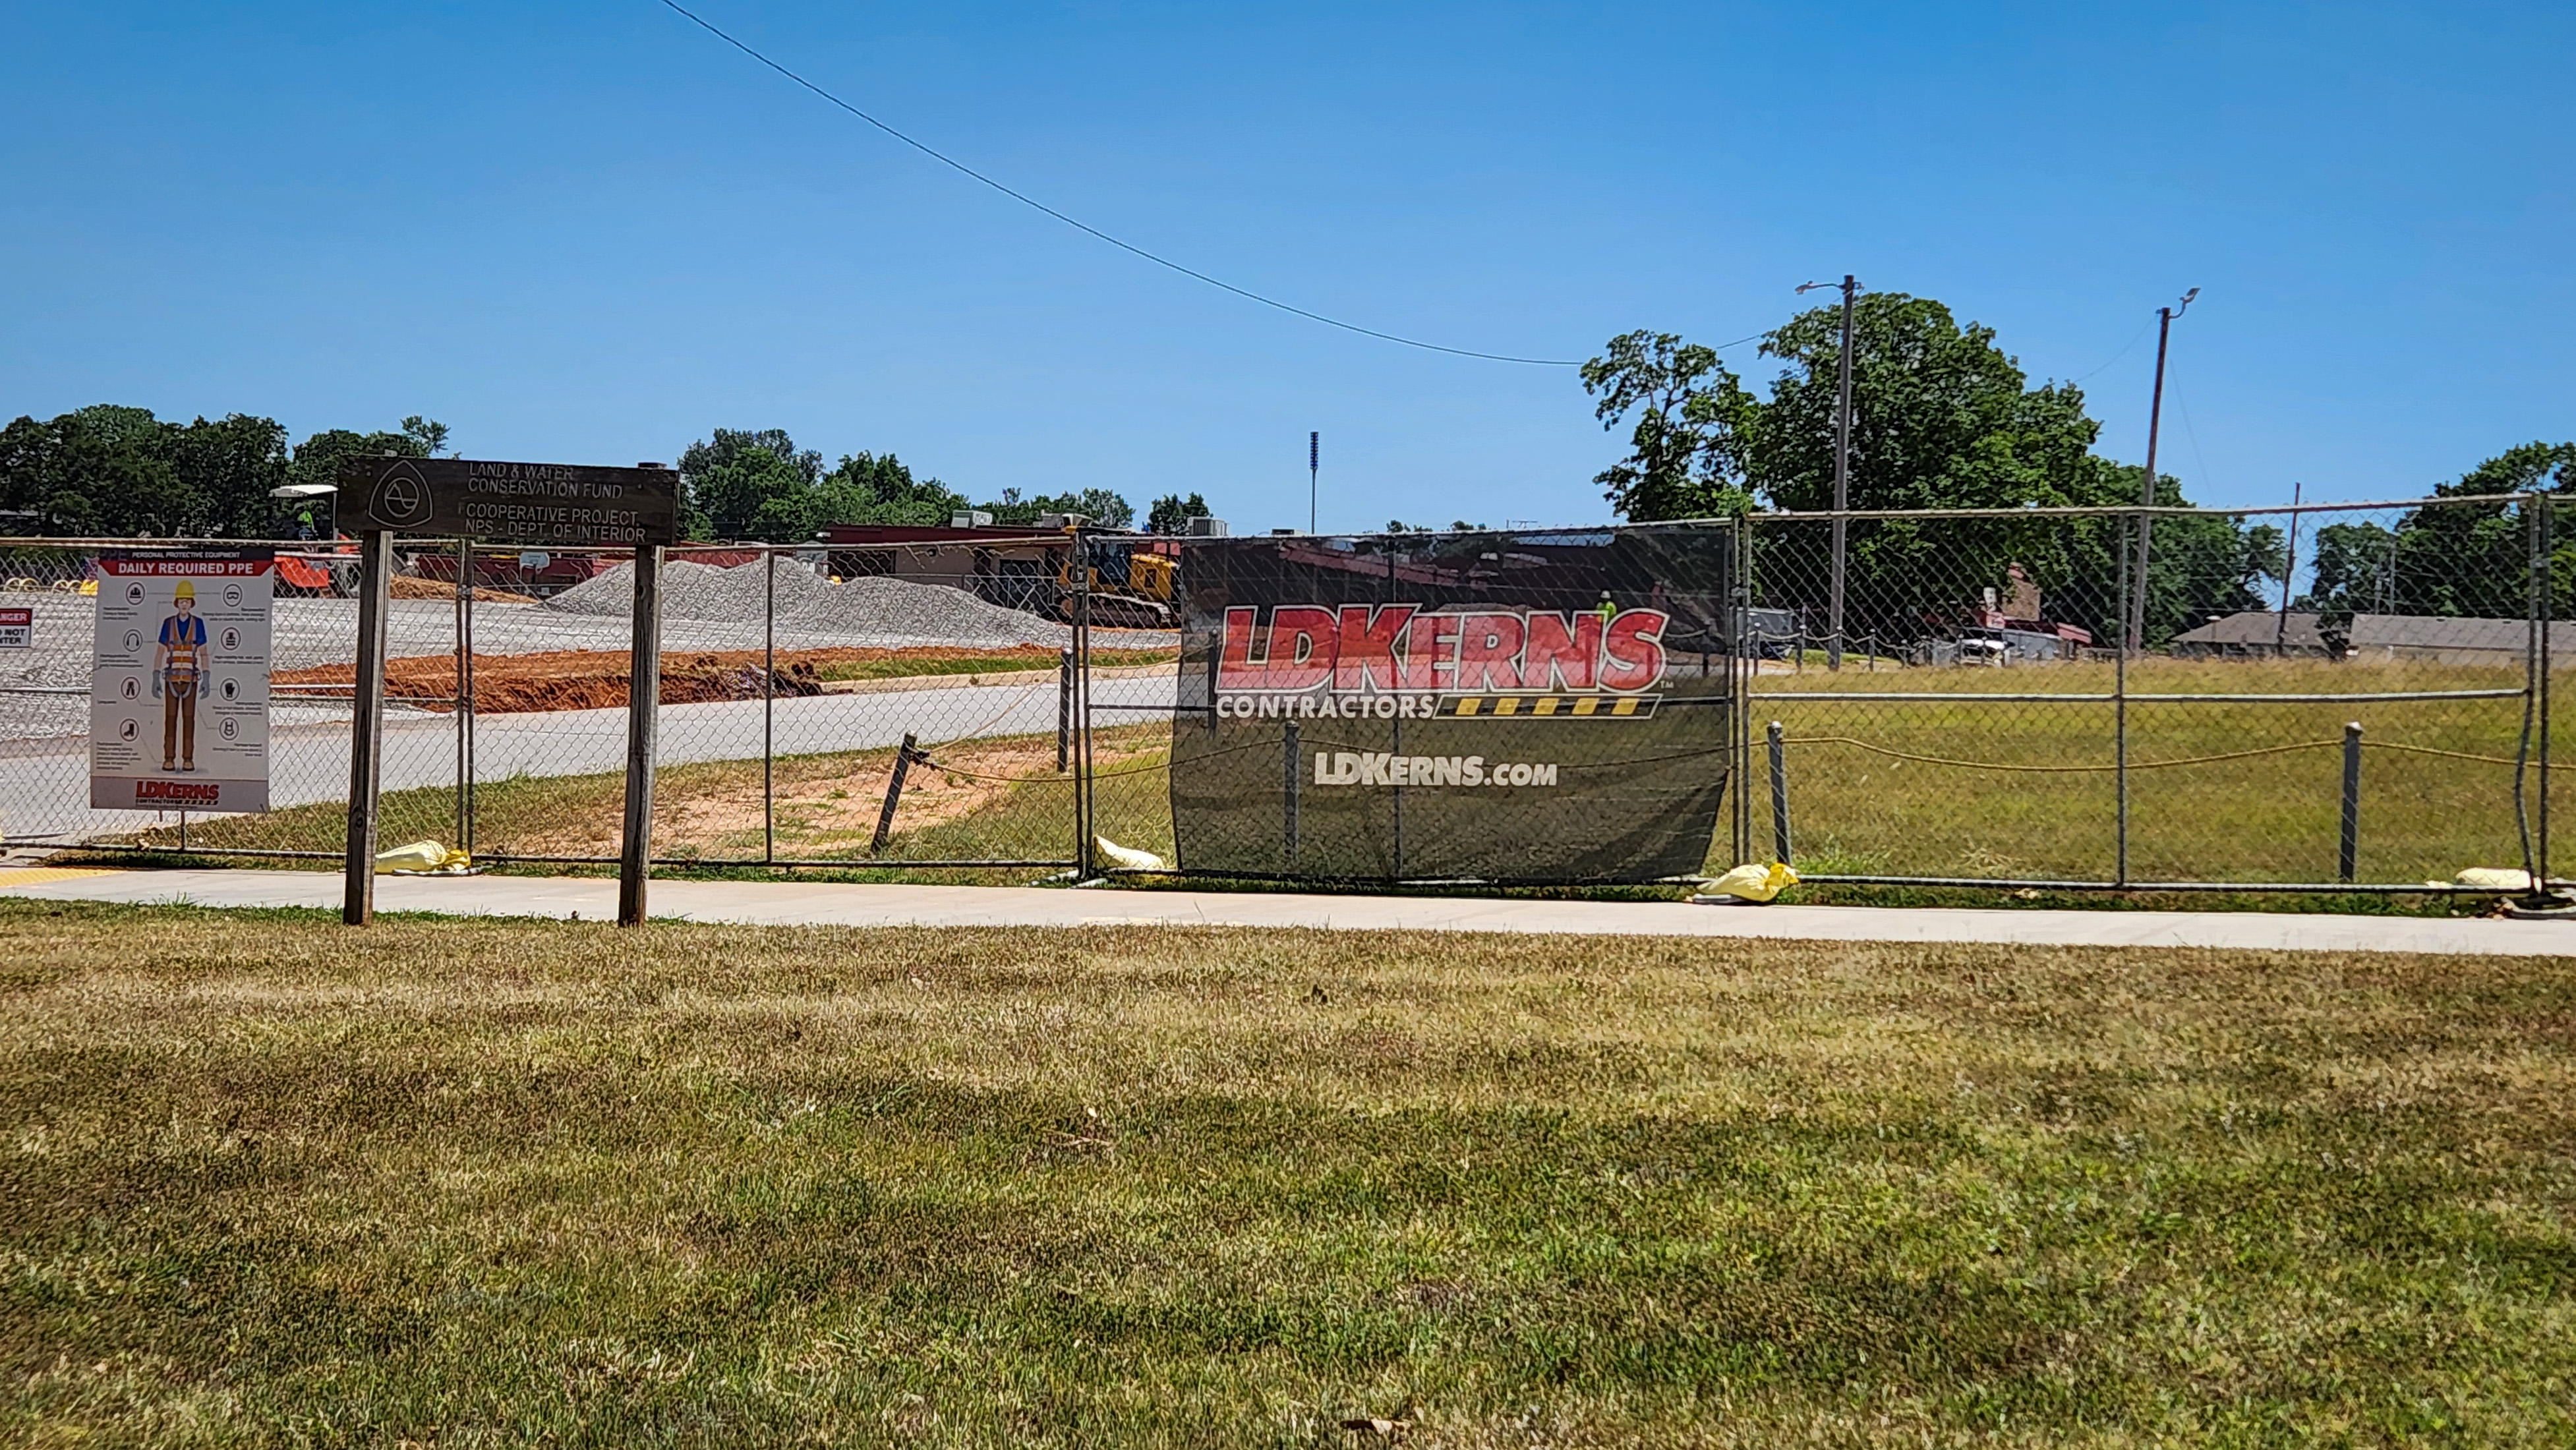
(1797, 274, 1858, 668)
(2129, 287, 2200, 656)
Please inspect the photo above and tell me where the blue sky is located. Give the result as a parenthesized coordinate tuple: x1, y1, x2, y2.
(3, 1, 2567, 531)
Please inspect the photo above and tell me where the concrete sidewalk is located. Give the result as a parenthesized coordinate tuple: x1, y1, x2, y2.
(1, 866, 2569, 956)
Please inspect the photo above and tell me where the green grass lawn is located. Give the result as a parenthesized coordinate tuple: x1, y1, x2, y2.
(0, 904, 2569, 1445)
(1756, 656, 2559, 884)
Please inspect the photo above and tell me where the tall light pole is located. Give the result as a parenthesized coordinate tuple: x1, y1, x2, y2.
(2130, 287, 2198, 656)
(1798, 275, 1858, 668)
(1309, 431, 1319, 534)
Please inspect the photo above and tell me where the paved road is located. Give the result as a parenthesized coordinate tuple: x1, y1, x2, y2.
(1, 671, 1176, 843)
(1, 866, 2568, 956)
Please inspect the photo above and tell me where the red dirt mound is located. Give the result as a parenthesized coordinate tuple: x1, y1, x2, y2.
(273, 645, 1066, 714)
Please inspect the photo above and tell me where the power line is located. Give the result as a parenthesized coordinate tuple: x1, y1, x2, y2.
(659, 1, 1581, 366)
(2065, 313, 2156, 384)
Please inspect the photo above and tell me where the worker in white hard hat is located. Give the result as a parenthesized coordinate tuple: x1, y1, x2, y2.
(156, 579, 206, 771)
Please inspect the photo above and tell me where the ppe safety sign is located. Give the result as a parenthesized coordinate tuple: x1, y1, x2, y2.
(90, 550, 274, 812)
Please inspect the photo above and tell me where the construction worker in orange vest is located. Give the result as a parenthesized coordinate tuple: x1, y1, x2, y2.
(156, 579, 206, 771)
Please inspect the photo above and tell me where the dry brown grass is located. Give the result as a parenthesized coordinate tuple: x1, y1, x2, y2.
(1, 903, 2571, 1445)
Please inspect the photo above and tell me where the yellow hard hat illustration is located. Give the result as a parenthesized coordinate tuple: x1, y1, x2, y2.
(173, 580, 196, 602)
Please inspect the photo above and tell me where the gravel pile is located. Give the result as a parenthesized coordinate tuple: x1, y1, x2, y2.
(551, 560, 844, 625)
(802, 576, 1070, 646)
(548, 560, 1101, 648)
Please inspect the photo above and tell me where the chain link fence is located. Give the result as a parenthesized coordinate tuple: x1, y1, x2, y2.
(0, 537, 1177, 874)
(2, 495, 2559, 894)
(1733, 494, 2558, 890)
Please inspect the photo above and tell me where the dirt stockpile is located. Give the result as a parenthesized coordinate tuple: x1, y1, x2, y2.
(271, 645, 1078, 714)
(545, 560, 1113, 648)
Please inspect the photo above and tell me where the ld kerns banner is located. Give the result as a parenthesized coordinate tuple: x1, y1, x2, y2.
(1169, 527, 1734, 882)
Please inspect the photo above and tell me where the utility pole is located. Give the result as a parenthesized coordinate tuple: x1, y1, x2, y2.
(1798, 275, 1858, 668)
(2130, 287, 2198, 656)
(1309, 430, 1319, 534)
(2275, 480, 2301, 656)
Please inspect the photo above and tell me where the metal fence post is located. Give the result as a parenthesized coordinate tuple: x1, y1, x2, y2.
(454, 536, 469, 850)
(1072, 533, 1095, 877)
(2339, 721, 2362, 883)
(1768, 720, 1792, 865)
(1730, 519, 1754, 867)
(462, 546, 476, 857)
(2544, 494, 2555, 885)
(2115, 511, 2132, 887)
(763, 546, 776, 866)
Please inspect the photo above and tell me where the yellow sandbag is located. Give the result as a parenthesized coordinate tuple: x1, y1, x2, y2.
(373, 840, 472, 875)
(1703, 861, 1800, 903)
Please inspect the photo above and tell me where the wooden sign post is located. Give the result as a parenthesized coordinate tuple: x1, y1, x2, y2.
(337, 457, 679, 926)
(341, 531, 394, 924)
(618, 541, 662, 926)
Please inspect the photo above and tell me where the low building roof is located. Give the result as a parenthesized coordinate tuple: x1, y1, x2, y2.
(2171, 610, 2327, 649)
(2351, 614, 2576, 653)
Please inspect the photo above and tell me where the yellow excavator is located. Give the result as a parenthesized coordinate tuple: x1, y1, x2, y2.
(1057, 533, 1180, 629)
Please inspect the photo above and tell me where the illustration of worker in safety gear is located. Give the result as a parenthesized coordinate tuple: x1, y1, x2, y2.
(156, 579, 206, 771)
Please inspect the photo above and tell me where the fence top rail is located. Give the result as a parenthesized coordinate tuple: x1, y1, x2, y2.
(1714, 492, 2537, 524)
(1749, 688, 2529, 704)
(0, 492, 2542, 555)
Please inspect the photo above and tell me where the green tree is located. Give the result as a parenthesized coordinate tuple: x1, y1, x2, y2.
(400, 416, 452, 456)
(286, 425, 427, 501)
(1585, 296, 2295, 648)
(0, 406, 297, 537)
(175, 413, 293, 538)
(688, 445, 825, 542)
(1146, 492, 1210, 535)
(823, 451, 968, 528)
(680, 429, 827, 539)
(1579, 331, 1749, 521)
(2298, 442, 2576, 624)
(1730, 295, 2107, 513)
(981, 487, 1134, 529)
(1726, 295, 2131, 642)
